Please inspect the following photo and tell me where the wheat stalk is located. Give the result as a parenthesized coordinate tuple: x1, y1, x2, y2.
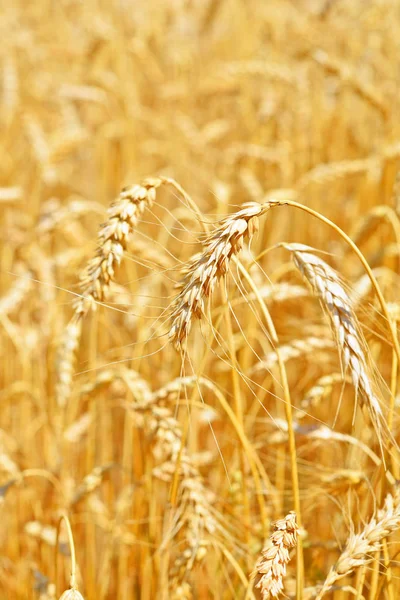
(252, 511, 298, 599)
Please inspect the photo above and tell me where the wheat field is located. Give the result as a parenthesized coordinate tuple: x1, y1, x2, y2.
(1, 1, 400, 599)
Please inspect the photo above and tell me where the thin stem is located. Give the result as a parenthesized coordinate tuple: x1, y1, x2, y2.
(235, 259, 304, 600)
(55, 512, 78, 594)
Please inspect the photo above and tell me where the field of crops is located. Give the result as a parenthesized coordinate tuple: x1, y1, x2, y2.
(1, 1, 400, 599)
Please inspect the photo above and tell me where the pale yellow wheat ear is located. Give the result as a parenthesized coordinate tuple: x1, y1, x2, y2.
(281, 243, 391, 447)
(315, 489, 400, 600)
(251, 511, 298, 599)
(55, 513, 85, 600)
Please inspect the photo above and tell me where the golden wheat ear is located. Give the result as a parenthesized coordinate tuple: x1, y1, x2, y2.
(251, 511, 298, 599)
(281, 243, 395, 450)
(169, 201, 264, 350)
(75, 178, 162, 317)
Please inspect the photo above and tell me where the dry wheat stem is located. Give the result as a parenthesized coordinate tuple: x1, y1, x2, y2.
(315, 490, 400, 600)
(252, 511, 299, 599)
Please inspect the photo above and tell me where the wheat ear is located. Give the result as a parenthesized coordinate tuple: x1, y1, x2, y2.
(56, 177, 165, 407)
(169, 202, 269, 349)
(315, 490, 400, 599)
(252, 511, 298, 599)
(75, 177, 162, 316)
(282, 243, 389, 444)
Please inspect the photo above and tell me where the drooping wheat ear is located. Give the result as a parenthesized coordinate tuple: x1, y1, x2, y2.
(169, 202, 268, 350)
(282, 243, 388, 443)
(252, 511, 298, 599)
(75, 177, 162, 317)
(315, 489, 400, 600)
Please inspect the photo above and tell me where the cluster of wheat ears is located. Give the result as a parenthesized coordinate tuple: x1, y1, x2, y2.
(2, 0, 400, 599)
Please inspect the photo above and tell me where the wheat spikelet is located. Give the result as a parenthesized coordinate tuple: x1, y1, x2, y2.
(226, 142, 287, 166)
(169, 202, 267, 349)
(24, 114, 57, 183)
(70, 464, 113, 505)
(255, 283, 310, 304)
(63, 413, 91, 444)
(239, 167, 264, 201)
(24, 522, 69, 554)
(315, 490, 400, 599)
(78, 367, 223, 594)
(0, 186, 23, 203)
(392, 169, 400, 215)
(282, 243, 388, 442)
(2, 56, 18, 121)
(252, 511, 298, 599)
(37, 197, 104, 235)
(220, 60, 295, 84)
(350, 205, 393, 248)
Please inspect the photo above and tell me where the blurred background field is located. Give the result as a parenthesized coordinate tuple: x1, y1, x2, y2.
(1, 1, 400, 599)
